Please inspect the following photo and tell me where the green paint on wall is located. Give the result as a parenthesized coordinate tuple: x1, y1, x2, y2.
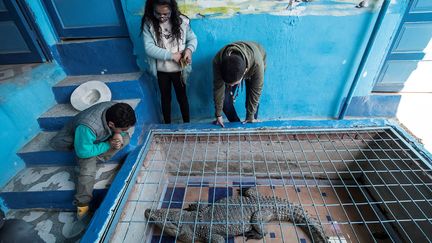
(180, 4, 240, 17)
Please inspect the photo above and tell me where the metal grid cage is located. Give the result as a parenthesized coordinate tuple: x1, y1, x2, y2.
(112, 127, 432, 243)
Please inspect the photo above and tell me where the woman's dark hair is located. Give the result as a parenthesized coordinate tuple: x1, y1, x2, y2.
(141, 0, 183, 43)
(106, 103, 137, 128)
(221, 54, 246, 84)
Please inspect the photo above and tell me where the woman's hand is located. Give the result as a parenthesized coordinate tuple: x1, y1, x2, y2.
(172, 52, 182, 63)
(183, 48, 192, 64)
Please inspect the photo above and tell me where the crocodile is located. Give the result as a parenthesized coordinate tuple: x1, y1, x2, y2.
(145, 187, 328, 243)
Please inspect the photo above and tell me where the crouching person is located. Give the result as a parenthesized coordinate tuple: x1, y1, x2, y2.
(50, 102, 136, 225)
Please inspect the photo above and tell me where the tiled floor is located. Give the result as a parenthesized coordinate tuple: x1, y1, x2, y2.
(111, 130, 432, 242)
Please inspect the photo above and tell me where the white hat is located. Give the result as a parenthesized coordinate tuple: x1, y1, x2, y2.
(70, 81, 112, 111)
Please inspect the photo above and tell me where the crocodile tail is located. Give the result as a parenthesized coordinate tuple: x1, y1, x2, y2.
(280, 204, 328, 243)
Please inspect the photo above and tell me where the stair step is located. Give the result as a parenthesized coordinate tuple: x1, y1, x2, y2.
(53, 72, 144, 104)
(5, 209, 88, 242)
(56, 37, 139, 75)
(18, 131, 134, 166)
(38, 99, 140, 131)
(1, 164, 118, 209)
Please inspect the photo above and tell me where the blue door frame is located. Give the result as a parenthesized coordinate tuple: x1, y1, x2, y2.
(373, 0, 432, 92)
(0, 0, 46, 64)
(42, 0, 129, 39)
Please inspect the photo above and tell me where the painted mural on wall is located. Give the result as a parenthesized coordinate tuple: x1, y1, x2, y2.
(178, 0, 381, 18)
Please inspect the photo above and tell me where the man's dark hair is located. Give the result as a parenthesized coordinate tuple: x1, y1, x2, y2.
(106, 103, 137, 128)
(221, 54, 246, 84)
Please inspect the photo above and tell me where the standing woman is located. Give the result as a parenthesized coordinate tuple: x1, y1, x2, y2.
(141, 0, 197, 124)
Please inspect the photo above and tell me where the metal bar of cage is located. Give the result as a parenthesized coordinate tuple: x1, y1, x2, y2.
(332, 131, 404, 242)
(284, 132, 338, 242)
(194, 133, 213, 242)
(342, 130, 430, 241)
(117, 127, 432, 243)
(358, 131, 431, 240)
(140, 133, 175, 242)
(311, 131, 383, 242)
(302, 132, 363, 242)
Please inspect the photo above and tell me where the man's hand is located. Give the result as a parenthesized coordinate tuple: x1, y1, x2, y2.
(172, 52, 182, 63)
(213, 116, 225, 128)
(109, 133, 123, 150)
(183, 48, 192, 64)
(112, 133, 124, 144)
(242, 118, 259, 124)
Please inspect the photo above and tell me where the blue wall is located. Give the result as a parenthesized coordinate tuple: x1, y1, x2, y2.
(0, 64, 66, 188)
(0, 1, 62, 209)
(343, 1, 409, 117)
(122, 0, 407, 121)
(189, 13, 374, 119)
(352, 1, 408, 97)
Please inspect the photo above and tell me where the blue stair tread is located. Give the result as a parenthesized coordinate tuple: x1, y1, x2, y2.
(1, 163, 118, 193)
(54, 72, 142, 87)
(40, 99, 140, 118)
(19, 131, 56, 153)
(19, 129, 135, 154)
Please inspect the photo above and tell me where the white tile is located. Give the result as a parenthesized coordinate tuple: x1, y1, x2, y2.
(139, 184, 161, 202)
(110, 222, 129, 243)
(137, 171, 165, 184)
(123, 222, 148, 243)
(121, 201, 137, 222)
(131, 202, 151, 222)
(129, 183, 143, 201)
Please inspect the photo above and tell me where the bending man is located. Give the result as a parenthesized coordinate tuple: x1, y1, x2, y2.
(212, 41, 266, 127)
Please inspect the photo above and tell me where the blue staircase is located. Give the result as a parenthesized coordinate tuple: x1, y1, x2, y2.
(0, 71, 157, 241)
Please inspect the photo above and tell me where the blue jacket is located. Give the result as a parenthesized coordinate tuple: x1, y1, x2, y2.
(143, 16, 198, 82)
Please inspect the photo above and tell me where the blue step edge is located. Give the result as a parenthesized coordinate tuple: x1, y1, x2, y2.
(55, 38, 139, 76)
(18, 145, 134, 166)
(38, 116, 72, 131)
(53, 79, 143, 104)
(38, 100, 145, 132)
(0, 189, 107, 210)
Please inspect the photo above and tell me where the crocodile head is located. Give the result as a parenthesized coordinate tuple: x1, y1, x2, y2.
(145, 209, 194, 241)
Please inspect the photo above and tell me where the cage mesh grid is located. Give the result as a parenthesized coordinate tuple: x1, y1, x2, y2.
(114, 128, 432, 243)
